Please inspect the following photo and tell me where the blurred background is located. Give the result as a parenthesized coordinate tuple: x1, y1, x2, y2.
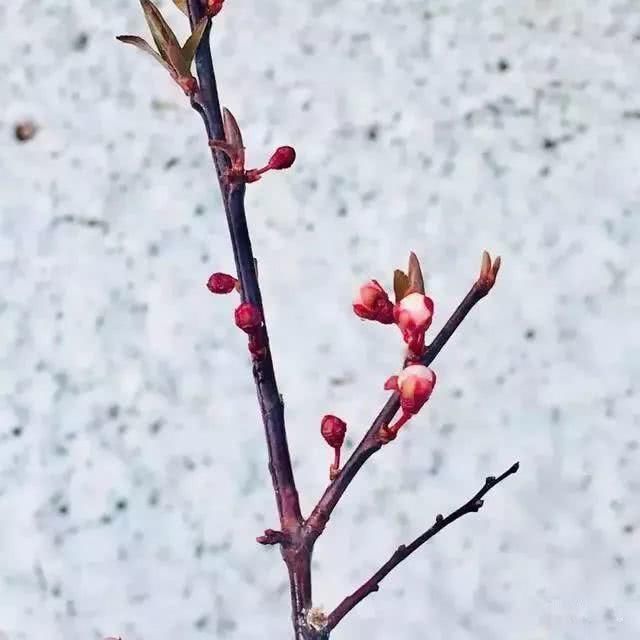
(1, 1, 639, 638)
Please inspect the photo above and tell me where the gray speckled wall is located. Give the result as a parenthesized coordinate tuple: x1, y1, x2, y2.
(1, 1, 639, 639)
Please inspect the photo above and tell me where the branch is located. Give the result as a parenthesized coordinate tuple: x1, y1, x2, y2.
(421, 252, 501, 369)
(183, 4, 309, 635)
(185, 0, 302, 531)
(325, 461, 520, 631)
(305, 254, 501, 542)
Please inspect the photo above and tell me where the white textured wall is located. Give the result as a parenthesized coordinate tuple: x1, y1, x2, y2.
(1, 1, 639, 639)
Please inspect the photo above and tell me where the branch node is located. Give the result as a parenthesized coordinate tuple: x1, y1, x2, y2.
(256, 528, 290, 546)
(306, 607, 328, 631)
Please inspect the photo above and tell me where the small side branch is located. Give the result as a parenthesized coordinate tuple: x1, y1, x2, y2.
(325, 461, 519, 631)
(305, 254, 501, 543)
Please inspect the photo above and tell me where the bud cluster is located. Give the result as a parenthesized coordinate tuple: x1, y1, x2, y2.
(206, 272, 266, 360)
(352, 254, 439, 440)
(352, 254, 434, 359)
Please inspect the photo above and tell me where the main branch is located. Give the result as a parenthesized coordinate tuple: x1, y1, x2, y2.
(184, 2, 307, 634)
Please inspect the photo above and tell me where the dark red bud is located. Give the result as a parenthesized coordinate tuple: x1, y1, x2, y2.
(235, 302, 262, 333)
(320, 415, 347, 449)
(248, 333, 267, 360)
(267, 146, 296, 170)
(207, 272, 238, 294)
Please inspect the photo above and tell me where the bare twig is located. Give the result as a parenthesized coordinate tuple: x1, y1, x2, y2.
(325, 461, 520, 630)
(305, 253, 502, 543)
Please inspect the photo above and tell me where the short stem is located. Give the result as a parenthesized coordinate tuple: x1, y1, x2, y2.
(383, 412, 410, 440)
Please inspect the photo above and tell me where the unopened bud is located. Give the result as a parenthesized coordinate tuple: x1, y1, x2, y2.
(397, 364, 436, 414)
(248, 333, 267, 360)
(267, 146, 296, 170)
(385, 365, 437, 415)
(353, 280, 394, 324)
(207, 272, 238, 294)
(235, 302, 262, 333)
(394, 292, 434, 335)
(320, 415, 347, 449)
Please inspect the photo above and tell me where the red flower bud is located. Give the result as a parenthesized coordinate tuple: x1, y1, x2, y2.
(235, 302, 262, 333)
(207, 272, 238, 294)
(320, 415, 347, 449)
(353, 280, 394, 324)
(267, 146, 296, 170)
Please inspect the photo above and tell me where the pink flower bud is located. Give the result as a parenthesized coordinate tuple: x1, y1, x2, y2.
(267, 146, 296, 170)
(320, 415, 347, 449)
(394, 293, 434, 337)
(207, 272, 238, 294)
(235, 302, 262, 333)
(353, 280, 394, 324)
(385, 364, 436, 415)
(397, 364, 436, 414)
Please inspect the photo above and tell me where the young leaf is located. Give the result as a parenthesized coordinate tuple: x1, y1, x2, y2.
(140, 0, 181, 63)
(222, 107, 244, 147)
(172, 0, 189, 15)
(393, 269, 410, 303)
(115, 35, 175, 74)
(182, 17, 208, 70)
(407, 251, 425, 295)
(164, 42, 188, 77)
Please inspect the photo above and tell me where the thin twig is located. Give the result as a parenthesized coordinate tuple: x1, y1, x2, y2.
(305, 272, 499, 543)
(325, 461, 520, 631)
